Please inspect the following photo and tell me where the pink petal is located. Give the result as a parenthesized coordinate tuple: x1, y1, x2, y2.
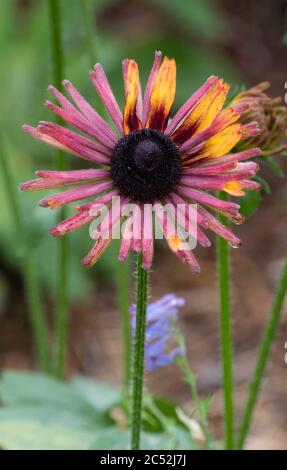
(154, 206, 200, 273)
(90, 64, 123, 134)
(131, 205, 142, 253)
(241, 122, 261, 138)
(22, 125, 71, 153)
(48, 85, 116, 148)
(39, 181, 113, 209)
(166, 195, 211, 248)
(199, 148, 261, 167)
(75, 189, 119, 211)
(37, 169, 109, 180)
(37, 123, 111, 164)
(90, 196, 127, 240)
(177, 186, 241, 218)
(119, 217, 133, 262)
(168, 192, 208, 227)
(198, 206, 242, 247)
(180, 163, 258, 189)
(20, 169, 110, 192)
(142, 204, 154, 269)
(182, 161, 237, 176)
(38, 121, 110, 155)
(81, 237, 113, 267)
(176, 249, 201, 274)
(45, 100, 114, 150)
(49, 210, 95, 237)
(241, 180, 261, 190)
(62, 80, 118, 142)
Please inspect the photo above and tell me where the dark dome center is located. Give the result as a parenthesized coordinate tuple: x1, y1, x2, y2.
(111, 128, 182, 203)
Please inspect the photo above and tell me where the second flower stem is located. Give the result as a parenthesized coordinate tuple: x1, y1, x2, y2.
(48, 0, 69, 378)
(131, 253, 148, 450)
(216, 192, 234, 450)
(237, 257, 287, 449)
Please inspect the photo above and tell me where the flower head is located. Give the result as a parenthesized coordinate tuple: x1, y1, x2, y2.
(20, 52, 261, 272)
(130, 294, 185, 371)
(232, 82, 287, 156)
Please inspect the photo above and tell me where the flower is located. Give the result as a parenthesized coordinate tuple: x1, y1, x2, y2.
(20, 52, 261, 272)
(130, 294, 185, 371)
(232, 82, 287, 156)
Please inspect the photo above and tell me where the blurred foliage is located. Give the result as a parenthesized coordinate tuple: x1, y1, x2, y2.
(265, 155, 286, 178)
(148, 0, 226, 40)
(239, 190, 261, 219)
(0, 0, 239, 302)
(0, 370, 202, 450)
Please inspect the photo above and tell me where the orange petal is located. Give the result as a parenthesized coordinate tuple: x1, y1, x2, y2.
(191, 123, 242, 163)
(167, 235, 184, 253)
(173, 79, 230, 145)
(123, 59, 142, 134)
(196, 81, 230, 134)
(145, 57, 176, 131)
(223, 181, 245, 196)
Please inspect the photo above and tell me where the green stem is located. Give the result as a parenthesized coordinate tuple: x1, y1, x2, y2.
(177, 353, 211, 444)
(48, 0, 64, 118)
(54, 235, 69, 378)
(116, 257, 131, 396)
(21, 259, 51, 372)
(0, 139, 51, 372)
(80, 0, 98, 66)
(48, 0, 69, 378)
(237, 257, 287, 449)
(216, 191, 234, 450)
(131, 253, 149, 450)
(79, 0, 105, 115)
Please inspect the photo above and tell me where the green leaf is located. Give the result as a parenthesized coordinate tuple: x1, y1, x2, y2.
(89, 428, 192, 450)
(0, 371, 122, 449)
(240, 190, 261, 219)
(265, 156, 285, 178)
(0, 403, 102, 430)
(254, 175, 271, 195)
(0, 420, 94, 450)
(71, 376, 120, 411)
(89, 428, 130, 450)
(0, 371, 93, 414)
(0, 371, 119, 417)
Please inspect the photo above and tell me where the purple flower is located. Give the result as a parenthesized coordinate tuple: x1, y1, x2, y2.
(130, 294, 185, 371)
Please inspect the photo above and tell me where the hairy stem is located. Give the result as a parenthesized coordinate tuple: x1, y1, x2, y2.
(48, 0, 69, 378)
(131, 254, 148, 450)
(216, 191, 234, 450)
(79, 0, 105, 116)
(80, 0, 98, 66)
(177, 352, 212, 445)
(237, 257, 287, 449)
